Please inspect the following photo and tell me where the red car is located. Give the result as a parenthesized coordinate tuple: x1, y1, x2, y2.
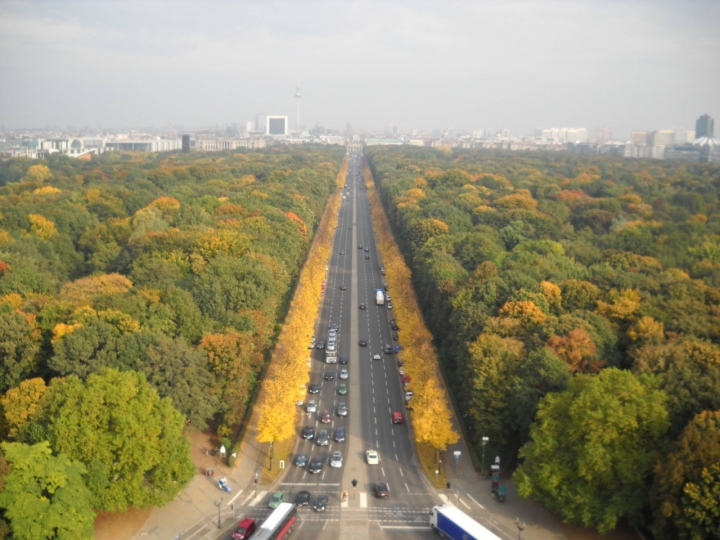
(401, 375, 411, 384)
(392, 412, 403, 424)
(233, 518, 256, 540)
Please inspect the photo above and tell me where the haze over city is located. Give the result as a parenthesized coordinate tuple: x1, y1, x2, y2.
(1, 0, 719, 138)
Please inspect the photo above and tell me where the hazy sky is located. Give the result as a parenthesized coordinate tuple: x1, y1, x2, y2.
(1, 0, 718, 138)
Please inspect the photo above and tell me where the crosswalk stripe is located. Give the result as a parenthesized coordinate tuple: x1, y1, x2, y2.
(359, 492, 367, 508)
(248, 490, 267, 507)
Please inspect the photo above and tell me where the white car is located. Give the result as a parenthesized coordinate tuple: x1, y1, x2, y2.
(339, 369, 349, 380)
(366, 450, 379, 465)
(330, 451, 343, 468)
(372, 353, 381, 361)
(306, 400, 317, 413)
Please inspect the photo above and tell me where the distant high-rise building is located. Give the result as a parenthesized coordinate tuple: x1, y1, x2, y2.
(246, 121, 254, 133)
(182, 134, 190, 153)
(631, 131, 648, 146)
(696, 114, 714, 138)
(266, 116, 288, 136)
(651, 130, 675, 146)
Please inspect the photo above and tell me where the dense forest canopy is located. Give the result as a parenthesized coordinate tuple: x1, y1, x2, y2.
(366, 147, 720, 537)
(0, 145, 344, 534)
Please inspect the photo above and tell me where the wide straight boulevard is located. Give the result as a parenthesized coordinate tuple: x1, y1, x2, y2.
(220, 152, 442, 539)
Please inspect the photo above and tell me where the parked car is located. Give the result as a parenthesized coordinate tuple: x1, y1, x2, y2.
(232, 518, 256, 540)
(330, 451, 343, 468)
(316, 341, 325, 349)
(384, 344, 394, 354)
(295, 453, 309, 467)
(268, 491, 284, 508)
(387, 302, 393, 309)
(217, 477, 231, 492)
(392, 332, 399, 341)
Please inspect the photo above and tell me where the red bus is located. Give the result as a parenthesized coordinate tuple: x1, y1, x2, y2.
(249, 502, 296, 540)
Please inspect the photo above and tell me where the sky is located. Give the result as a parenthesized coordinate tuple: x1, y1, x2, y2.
(0, 0, 719, 139)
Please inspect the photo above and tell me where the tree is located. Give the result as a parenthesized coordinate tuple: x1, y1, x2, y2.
(22, 369, 195, 512)
(651, 410, 720, 540)
(515, 368, 669, 533)
(412, 379, 459, 453)
(0, 441, 94, 540)
(0, 378, 46, 438)
(0, 308, 42, 393)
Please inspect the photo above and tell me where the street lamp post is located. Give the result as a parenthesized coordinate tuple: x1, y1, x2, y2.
(481, 436, 489, 476)
(515, 517, 526, 540)
(269, 441, 274, 472)
(435, 469, 439, 484)
(213, 497, 223, 529)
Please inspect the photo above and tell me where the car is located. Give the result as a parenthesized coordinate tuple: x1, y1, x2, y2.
(324, 371, 335, 381)
(295, 453, 309, 467)
(328, 329, 337, 338)
(392, 332, 399, 341)
(395, 345, 403, 354)
(314, 494, 329, 512)
(358, 244, 363, 249)
(340, 250, 345, 255)
(340, 284, 347, 290)
(338, 383, 348, 395)
(308, 341, 315, 349)
(339, 369, 349, 380)
(308, 383, 320, 394)
(405, 391, 414, 400)
(364, 247, 370, 252)
(295, 490, 311, 506)
(391, 322, 399, 331)
(337, 402, 348, 417)
(339, 356, 349, 364)
(334, 426, 346, 442)
(399, 369, 405, 376)
(365, 254, 370, 259)
(320, 409, 331, 423)
(380, 267, 386, 275)
(392, 412, 404, 424)
(349, 226, 352, 230)
(366, 450, 379, 465)
(330, 451, 343, 468)
(308, 458, 324, 474)
(329, 323, 339, 331)
(302, 427, 315, 440)
(402, 374, 411, 384)
(232, 518, 256, 540)
(359, 303, 367, 310)
(316, 341, 325, 349)
(384, 344, 394, 354)
(397, 359, 404, 367)
(387, 302, 393, 309)
(372, 353, 381, 361)
(317, 429, 329, 445)
(385, 295, 392, 302)
(375, 483, 389, 498)
(359, 339, 368, 347)
(268, 491, 285, 508)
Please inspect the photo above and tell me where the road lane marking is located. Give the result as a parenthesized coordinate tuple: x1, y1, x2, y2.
(439, 494, 449, 504)
(405, 482, 410, 492)
(460, 499, 471, 510)
(249, 491, 267, 507)
(395, 453, 399, 461)
(240, 492, 255, 506)
(227, 490, 244, 505)
(399, 468, 403, 477)
(466, 493, 484, 509)
(360, 492, 367, 508)
(382, 467, 386, 476)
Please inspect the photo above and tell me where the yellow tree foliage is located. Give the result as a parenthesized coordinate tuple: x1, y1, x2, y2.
(33, 186, 62, 195)
(59, 273, 133, 303)
(1, 378, 47, 438)
(596, 288, 641, 324)
(412, 380, 460, 451)
(0, 294, 23, 308)
(98, 309, 140, 333)
(0, 229, 14, 246)
(499, 300, 547, 325)
(28, 214, 57, 240)
(51, 323, 83, 343)
(23, 164, 52, 183)
(540, 281, 562, 313)
(628, 316, 665, 344)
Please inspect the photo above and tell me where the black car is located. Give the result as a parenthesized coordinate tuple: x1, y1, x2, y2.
(316, 341, 325, 349)
(397, 359, 404, 367)
(339, 356, 349, 364)
(314, 494, 328, 512)
(308, 459, 323, 474)
(340, 251, 345, 255)
(324, 371, 334, 381)
(334, 426, 346, 442)
(302, 427, 315, 440)
(364, 254, 370, 259)
(295, 491, 311, 506)
(329, 323, 339, 331)
(391, 323, 399, 331)
(340, 284, 347, 290)
(359, 303, 367, 310)
(348, 226, 352, 230)
(359, 339, 368, 347)
(295, 453, 309, 467)
(375, 483, 389, 498)
(358, 244, 362, 249)
(308, 384, 320, 394)
(392, 332, 399, 341)
(384, 344, 394, 354)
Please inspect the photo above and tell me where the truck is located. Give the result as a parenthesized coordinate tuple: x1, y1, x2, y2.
(375, 289, 385, 305)
(325, 349, 337, 364)
(430, 505, 500, 540)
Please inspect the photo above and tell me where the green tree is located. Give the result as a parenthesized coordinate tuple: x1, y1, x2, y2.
(515, 368, 669, 533)
(651, 410, 720, 540)
(0, 441, 94, 540)
(0, 308, 42, 392)
(22, 369, 194, 511)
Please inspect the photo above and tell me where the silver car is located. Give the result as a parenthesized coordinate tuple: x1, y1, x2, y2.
(337, 402, 348, 417)
(330, 451, 343, 468)
(339, 369, 349, 380)
(306, 400, 317, 413)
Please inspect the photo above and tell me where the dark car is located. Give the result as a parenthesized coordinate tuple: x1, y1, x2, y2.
(340, 284, 347, 290)
(324, 371, 334, 381)
(295, 453, 309, 467)
(348, 226, 352, 230)
(340, 250, 345, 255)
(392, 332, 399, 341)
(391, 323, 399, 331)
(320, 410, 331, 423)
(314, 494, 328, 512)
(339, 356, 349, 364)
(329, 323, 339, 331)
(316, 341, 325, 349)
(302, 427, 315, 440)
(308, 383, 320, 394)
(334, 426, 346, 442)
(375, 483, 389, 498)
(365, 254, 370, 259)
(384, 344, 394, 354)
(295, 490, 311, 506)
(359, 339, 368, 346)
(309, 459, 323, 474)
(359, 303, 367, 310)
(358, 244, 363, 249)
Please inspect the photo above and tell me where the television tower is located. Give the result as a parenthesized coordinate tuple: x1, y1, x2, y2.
(295, 86, 301, 133)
